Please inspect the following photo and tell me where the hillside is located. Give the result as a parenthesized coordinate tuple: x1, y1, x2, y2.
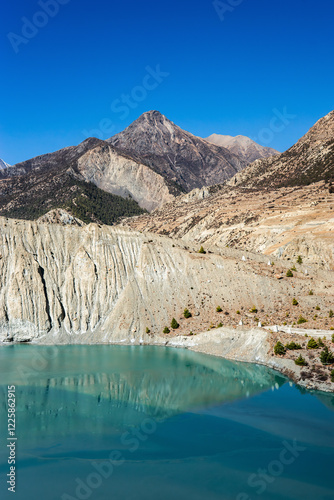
(228, 110, 334, 189)
(205, 134, 278, 164)
(108, 110, 247, 191)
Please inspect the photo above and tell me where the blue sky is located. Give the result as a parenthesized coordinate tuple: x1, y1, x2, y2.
(1, 0, 333, 164)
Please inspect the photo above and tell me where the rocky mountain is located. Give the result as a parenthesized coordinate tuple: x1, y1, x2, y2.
(108, 110, 247, 191)
(0, 159, 10, 169)
(122, 111, 334, 269)
(0, 138, 176, 221)
(205, 134, 279, 164)
(228, 110, 334, 189)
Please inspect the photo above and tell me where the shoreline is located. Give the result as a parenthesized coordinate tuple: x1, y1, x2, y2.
(2, 325, 334, 394)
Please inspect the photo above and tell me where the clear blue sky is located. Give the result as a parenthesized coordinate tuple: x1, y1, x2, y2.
(1, 0, 333, 164)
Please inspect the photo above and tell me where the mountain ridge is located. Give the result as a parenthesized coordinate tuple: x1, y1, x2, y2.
(205, 134, 279, 164)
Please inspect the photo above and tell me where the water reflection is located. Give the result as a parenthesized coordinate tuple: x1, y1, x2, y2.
(0, 345, 286, 438)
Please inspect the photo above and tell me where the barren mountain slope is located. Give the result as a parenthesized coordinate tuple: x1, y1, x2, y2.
(205, 134, 279, 163)
(228, 110, 334, 188)
(108, 110, 247, 191)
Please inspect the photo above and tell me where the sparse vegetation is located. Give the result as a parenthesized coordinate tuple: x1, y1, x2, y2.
(307, 337, 318, 349)
(292, 298, 298, 306)
(198, 246, 206, 254)
(145, 327, 151, 334)
(291, 265, 297, 272)
(217, 322, 223, 328)
(171, 318, 179, 329)
(331, 370, 334, 382)
(297, 256, 303, 264)
(163, 327, 170, 334)
(315, 305, 320, 311)
(309, 290, 314, 295)
(295, 355, 307, 366)
(297, 315, 307, 324)
(183, 308, 192, 318)
(249, 306, 258, 313)
(285, 341, 302, 350)
(216, 306, 222, 312)
(320, 346, 334, 365)
(286, 269, 293, 277)
(274, 341, 286, 356)
(236, 310, 240, 314)
(318, 338, 325, 347)
(329, 309, 334, 318)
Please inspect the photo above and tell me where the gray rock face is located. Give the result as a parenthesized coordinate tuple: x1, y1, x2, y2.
(108, 111, 247, 191)
(228, 110, 334, 189)
(205, 134, 279, 164)
(0, 159, 10, 170)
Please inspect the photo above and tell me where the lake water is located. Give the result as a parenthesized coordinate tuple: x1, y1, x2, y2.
(0, 345, 333, 500)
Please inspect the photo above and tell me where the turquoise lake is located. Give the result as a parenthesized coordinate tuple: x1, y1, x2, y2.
(0, 345, 333, 500)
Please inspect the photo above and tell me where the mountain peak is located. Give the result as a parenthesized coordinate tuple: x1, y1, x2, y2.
(205, 134, 279, 163)
(0, 159, 10, 170)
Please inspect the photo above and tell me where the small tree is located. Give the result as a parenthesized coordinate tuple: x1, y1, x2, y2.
(297, 315, 307, 324)
(307, 337, 318, 349)
(163, 326, 170, 334)
(183, 308, 192, 318)
(274, 341, 286, 356)
(216, 305, 222, 312)
(285, 341, 302, 350)
(315, 305, 320, 311)
(249, 306, 258, 313)
(291, 265, 297, 272)
(217, 322, 223, 328)
(329, 309, 334, 318)
(286, 269, 293, 277)
(295, 355, 307, 366)
(320, 346, 334, 365)
(318, 337, 325, 347)
(297, 256, 303, 264)
(309, 290, 314, 295)
(145, 327, 151, 334)
(292, 298, 298, 306)
(198, 246, 206, 254)
(171, 318, 179, 329)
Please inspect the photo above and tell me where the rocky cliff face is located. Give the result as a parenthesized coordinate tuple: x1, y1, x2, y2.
(108, 111, 247, 191)
(228, 110, 334, 189)
(0, 217, 333, 343)
(205, 134, 278, 164)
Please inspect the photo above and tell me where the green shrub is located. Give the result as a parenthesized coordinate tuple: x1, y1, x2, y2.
(286, 269, 293, 277)
(145, 327, 151, 334)
(285, 341, 302, 350)
(295, 355, 307, 366)
(309, 290, 314, 295)
(198, 246, 206, 254)
(318, 338, 325, 347)
(216, 306, 222, 312)
(329, 309, 334, 318)
(315, 305, 320, 311)
(331, 369, 334, 382)
(189, 331, 194, 336)
(236, 310, 240, 314)
(332, 334, 334, 343)
(274, 341, 286, 356)
(249, 306, 258, 313)
(307, 337, 318, 349)
(297, 315, 307, 324)
(291, 265, 297, 272)
(171, 318, 179, 329)
(297, 256, 303, 264)
(183, 308, 192, 318)
(292, 298, 298, 306)
(217, 322, 223, 328)
(320, 346, 334, 365)
(163, 327, 170, 334)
